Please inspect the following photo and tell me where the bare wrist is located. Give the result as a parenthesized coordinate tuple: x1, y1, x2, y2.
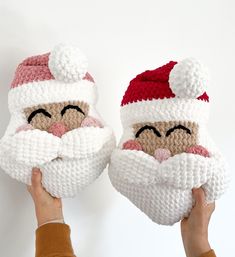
(38, 218, 65, 227)
(36, 209, 64, 227)
(184, 237, 211, 257)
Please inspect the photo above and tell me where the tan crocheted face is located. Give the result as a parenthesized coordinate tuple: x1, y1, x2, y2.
(24, 101, 89, 132)
(133, 121, 199, 156)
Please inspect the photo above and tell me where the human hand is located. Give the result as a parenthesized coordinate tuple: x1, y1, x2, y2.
(181, 187, 215, 257)
(27, 168, 64, 227)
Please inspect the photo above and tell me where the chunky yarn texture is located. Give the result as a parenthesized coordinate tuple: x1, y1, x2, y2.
(0, 44, 115, 198)
(108, 58, 229, 225)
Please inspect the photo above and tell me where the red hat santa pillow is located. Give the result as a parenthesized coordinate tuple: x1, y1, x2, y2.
(108, 58, 229, 225)
(0, 44, 115, 198)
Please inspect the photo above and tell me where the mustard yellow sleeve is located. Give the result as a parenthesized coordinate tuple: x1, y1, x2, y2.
(35, 223, 76, 257)
(200, 249, 216, 257)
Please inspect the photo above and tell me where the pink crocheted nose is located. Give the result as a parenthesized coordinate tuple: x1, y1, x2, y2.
(154, 148, 171, 163)
(48, 122, 69, 138)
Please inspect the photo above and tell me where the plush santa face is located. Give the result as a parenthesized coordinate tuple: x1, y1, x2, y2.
(0, 44, 115, 198)
(108, 58, 229, 225)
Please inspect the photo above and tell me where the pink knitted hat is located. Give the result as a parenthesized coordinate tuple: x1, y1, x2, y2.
(8, 44, 97, 112)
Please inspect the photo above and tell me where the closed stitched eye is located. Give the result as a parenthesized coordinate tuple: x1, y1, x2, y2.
(135, 125, 161, 138)
(61, 105, 85, 116)
(27, 108, 51, 123)
(166, 125, 191, 137)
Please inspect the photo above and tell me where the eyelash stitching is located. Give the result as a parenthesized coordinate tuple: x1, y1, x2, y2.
(61, 105, 85, 116)
(135, 125, 161, 138)
(27, 109, 51, 123)
(166, 125, 191, 137)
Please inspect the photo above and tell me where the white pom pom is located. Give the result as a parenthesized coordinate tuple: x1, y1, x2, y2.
(169, 58, 208, 98)
(48, 44, 88, 83)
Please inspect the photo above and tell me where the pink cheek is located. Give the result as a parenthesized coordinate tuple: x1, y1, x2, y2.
(186, 145, 210, 157)
(122, 140, 143, 151)
(81, 116, 103, 128)
(16, 124, 33, 133)
(154, 148, 171, 163)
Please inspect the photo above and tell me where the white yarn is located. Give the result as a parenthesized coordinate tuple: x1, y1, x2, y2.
(8, 79, 96, 112)
(2, 130, 60, 166)
(48, 44, 88, 83)
(1, 127, 113, 166)
(0, 44, 116, 198)
(169, 58, 209, 99)
(60, 127, 113, 159)
(109, 149, 229, 225)
(0, 127, 115, 198)
(120, 98, 210, 128)
(109, 58, 228, 225)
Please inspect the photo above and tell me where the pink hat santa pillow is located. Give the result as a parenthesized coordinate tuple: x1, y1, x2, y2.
(0, 44, 115, 198)
(108, 58, 229, 225)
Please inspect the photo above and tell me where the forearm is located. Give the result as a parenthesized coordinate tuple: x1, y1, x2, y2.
(36, 223, 76, 257)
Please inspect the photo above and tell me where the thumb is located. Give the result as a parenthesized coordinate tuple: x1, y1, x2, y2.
(31, 168, 43, 192)
(192, 187, 206, 207)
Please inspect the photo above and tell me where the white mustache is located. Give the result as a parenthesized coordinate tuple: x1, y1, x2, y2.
(1, 127, 113, 166)
(109, 149, 227, 190)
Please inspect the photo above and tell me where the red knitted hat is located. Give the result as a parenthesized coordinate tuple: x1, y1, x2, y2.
(120, 58, 210, 127)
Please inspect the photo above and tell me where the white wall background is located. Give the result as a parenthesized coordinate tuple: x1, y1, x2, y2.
(0, 0, 234, 256)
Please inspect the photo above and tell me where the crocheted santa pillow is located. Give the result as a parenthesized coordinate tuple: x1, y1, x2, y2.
(108, 58, 229, 225)
(0, 44, 115, 198)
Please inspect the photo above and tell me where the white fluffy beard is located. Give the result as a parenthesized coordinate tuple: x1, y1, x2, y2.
(0, 126, 115, 198)
(108, 148, 229, 225)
